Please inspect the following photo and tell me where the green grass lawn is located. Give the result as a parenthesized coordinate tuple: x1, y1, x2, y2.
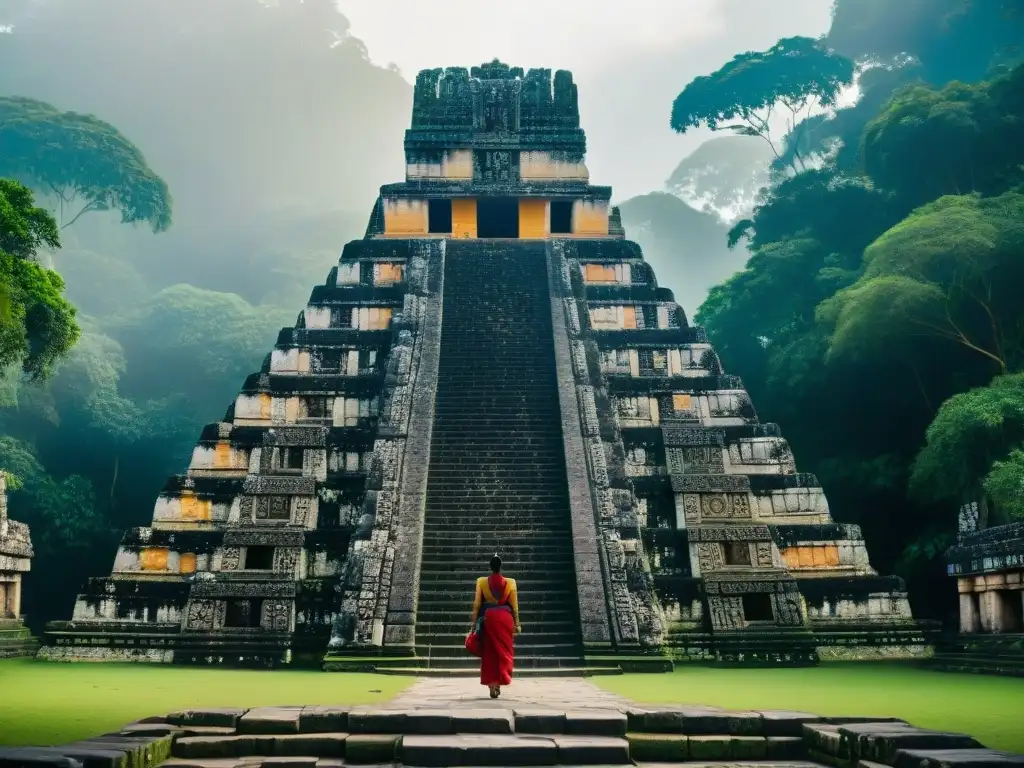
(596, 663, 1024, 753)
(0, 658, 410, 747)
(2, 659, 1022, 754)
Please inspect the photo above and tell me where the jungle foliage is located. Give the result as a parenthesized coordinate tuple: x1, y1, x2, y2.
(684, 0, 1024, 618)
(0, 0, 405, 628)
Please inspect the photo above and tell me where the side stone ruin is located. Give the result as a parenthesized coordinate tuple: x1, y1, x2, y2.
(930, 502, 1024, 675)
(40, 60, 927, 669)
(0, 472, 38, 657)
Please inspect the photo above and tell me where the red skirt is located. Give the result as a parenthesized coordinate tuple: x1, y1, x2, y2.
(480, 607, 515, 686)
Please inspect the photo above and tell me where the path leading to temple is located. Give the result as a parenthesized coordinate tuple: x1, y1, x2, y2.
(384, 676, 632, 710)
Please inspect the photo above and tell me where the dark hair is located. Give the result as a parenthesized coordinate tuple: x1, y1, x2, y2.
(489, 555, 502, 573)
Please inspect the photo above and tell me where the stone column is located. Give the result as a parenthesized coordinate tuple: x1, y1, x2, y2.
(10, 576, 20, 619)
(958, 591, 981, 633)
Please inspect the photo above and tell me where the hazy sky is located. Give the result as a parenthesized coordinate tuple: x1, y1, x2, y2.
(336, 0, 833, 200)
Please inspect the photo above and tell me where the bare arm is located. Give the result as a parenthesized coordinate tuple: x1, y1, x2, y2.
(470, 579, 483, 625)
(509, 580, 521, 633)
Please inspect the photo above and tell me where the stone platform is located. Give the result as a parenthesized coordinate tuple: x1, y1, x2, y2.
(3, 677, 1023, 768)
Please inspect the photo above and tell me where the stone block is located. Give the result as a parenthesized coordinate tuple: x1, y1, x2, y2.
(167, 709, 247, 729)
(767, 736, 806, 759)
(238, 707, 302, 734)
(679, 708, 764, 735)
(298, 707, 349, 734)
(404, 712, 453, 735)
(71, 736, 171, 768)
(450, 709, 514, 734)
(456, 734, 558, 767)
(564, 709, 628, 736)
(514, 709, 566, 734)
(172, 735, 265, 759)
(627, 708, 688, 733)
(758, 709, 823, 736)
(342, 735, 398, 764)
(346, 709, 407, 734)
(892, 749, 1024, 768)
(0, 748, 84, 768)
(803, 723, 843, 755)
(688, 735, 767, 760)
(627, 732, 689, 761)
(44, 747, 129, 768)
(270, 734, 347, 758)
(837, 723, 981, 765)
(554, 735, 630, 764)
(399, 735, 462, 768)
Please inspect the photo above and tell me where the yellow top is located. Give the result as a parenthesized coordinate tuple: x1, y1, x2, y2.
(471, 576, 521, 633)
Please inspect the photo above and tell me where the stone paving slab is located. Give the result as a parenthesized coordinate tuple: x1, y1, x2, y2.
(385, 677, 632, 711)
(891, 751, 1024, 768)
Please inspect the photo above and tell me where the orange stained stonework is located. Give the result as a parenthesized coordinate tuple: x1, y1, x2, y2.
(367, 307, 392, 330)
(573, 200, 610, 236)
(139, 547, 170, 571)
(178, 553, 198, 574)
(781, 544, 841, 569)
(622, 306, 637, 330)
(518, 199, 548, 239)
(584, 264, 618, 283)
(672, 394, 693, 411)
(374, 263, 404, 285)
(451, 198, 477, 238)
(179, 494, 212, 521)
(383, 199, 428, 235)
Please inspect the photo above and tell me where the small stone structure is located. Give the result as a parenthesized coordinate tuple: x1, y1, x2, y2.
(0, 472, 37, 657)
(935, 503, 1024, 674)
(42, 60, 924, 668)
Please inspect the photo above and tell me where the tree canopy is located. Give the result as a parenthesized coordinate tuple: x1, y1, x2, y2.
(670, 36, 854, 169)
(0, 97, 172, 232)
(0, 179, 78, 378)
(689, 2, 1024, 616)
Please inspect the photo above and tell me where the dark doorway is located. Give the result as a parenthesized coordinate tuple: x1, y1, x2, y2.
(477, 197, 519, 238)
(244, 545, 275, 570)
(742, 593, 775, 622)
(224, 598, 264, 628)
(550, 200, 573, 234)
(428, 199, 452, 234)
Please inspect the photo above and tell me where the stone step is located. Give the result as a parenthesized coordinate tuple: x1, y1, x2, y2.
(416, 603, 579, 617)
(400, 733, 629, 766)
(802, 721, 983, 765)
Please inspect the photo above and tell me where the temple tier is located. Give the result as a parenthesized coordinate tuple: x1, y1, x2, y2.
(41, 60, 924, 669)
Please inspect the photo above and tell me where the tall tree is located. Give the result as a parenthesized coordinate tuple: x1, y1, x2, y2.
(670, 36, 854, 170)
(0, 97, 172, 231)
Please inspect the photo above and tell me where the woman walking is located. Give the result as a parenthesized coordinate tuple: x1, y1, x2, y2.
(470, 555, 521, 698)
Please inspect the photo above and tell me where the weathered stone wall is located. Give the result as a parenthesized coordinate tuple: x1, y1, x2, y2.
(0, 473, 32, 623)
(548, 239, 664, 650)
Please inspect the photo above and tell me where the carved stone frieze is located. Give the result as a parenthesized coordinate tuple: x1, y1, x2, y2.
(671, 474, 751, 493)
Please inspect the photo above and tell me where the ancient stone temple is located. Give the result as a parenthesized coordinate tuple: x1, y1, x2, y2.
(931, 503, 1024, 674)
(0, 472, 38, 658)
(42, 60, 922, 669)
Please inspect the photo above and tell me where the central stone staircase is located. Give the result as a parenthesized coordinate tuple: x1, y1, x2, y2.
(413, 240, 585, 673)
